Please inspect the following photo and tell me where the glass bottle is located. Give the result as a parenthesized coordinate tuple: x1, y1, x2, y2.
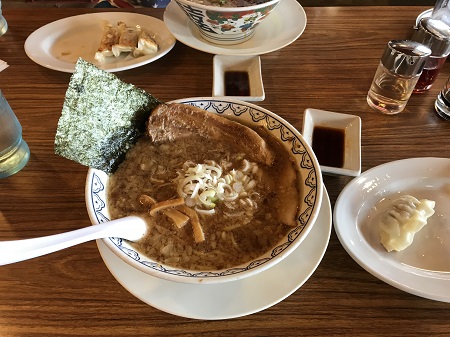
(367, 40, 431, 115)
(0, 1, 7, 37)
(411, 18, 450, 93)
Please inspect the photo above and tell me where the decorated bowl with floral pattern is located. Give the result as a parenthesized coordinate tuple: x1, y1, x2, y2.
(174, 0, 280, 45)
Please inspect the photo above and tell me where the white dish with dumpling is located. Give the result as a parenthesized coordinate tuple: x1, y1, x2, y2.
(24, 12, 176, 73)
(333, 157, 450, 303)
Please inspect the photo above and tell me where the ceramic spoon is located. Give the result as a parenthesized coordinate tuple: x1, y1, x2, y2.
(0, 216, 147, 266)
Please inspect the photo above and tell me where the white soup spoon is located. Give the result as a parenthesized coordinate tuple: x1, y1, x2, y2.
(0, 216, 147, 266)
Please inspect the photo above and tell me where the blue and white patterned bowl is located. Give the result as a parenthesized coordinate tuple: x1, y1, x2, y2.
(174, 0, 280, 45)
(85, 97, 323, 284)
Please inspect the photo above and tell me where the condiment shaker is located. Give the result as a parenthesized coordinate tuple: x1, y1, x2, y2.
(367, 40, 431, 115)
(411, 18, 450, 92)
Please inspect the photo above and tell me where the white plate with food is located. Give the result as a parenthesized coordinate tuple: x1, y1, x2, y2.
(24, 12, 176, 73)
(97, 186, 331, 319)
(334, 157, 450, 302)
(163, 0, 306, 55)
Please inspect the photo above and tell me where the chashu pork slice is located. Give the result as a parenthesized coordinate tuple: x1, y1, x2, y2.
(147, 103, 274, 166)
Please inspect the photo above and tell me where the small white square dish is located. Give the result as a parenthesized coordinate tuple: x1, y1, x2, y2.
(213, 55, 265, 102)
(302, 108, 361, 177)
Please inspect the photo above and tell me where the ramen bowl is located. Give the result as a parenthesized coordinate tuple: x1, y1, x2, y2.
(85, 97, 323, 284)
(174, 0, 280, 45)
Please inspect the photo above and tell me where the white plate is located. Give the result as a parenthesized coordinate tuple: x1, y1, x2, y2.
(24, 12, 176, 73)
(97, 187, 331, 319)
(163, 0, 306, 55)
(334, 158, 450, 302)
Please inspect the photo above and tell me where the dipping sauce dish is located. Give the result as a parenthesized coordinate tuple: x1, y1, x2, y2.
(302, 108, 361, 177)
(213, 55, 265, 101)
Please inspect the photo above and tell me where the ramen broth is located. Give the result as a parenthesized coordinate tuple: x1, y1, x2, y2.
(107, 126, 301, 271)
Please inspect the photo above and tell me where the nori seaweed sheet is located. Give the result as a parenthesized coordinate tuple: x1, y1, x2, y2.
(54, 58, 161, 173)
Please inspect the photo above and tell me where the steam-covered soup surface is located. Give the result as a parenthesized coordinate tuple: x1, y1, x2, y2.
(107, 124, 301, 271)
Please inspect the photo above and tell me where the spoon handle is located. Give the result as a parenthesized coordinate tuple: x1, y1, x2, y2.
(0, 216, 147, 266)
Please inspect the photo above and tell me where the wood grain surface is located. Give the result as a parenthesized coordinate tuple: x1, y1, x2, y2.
(0, 6, 449, 337)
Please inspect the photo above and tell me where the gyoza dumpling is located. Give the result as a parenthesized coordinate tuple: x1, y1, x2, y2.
(379, 195, 435, 252)
(112, 21, 140, 58)
(94, 20, 119, 63)
(133, 29, 158, 57)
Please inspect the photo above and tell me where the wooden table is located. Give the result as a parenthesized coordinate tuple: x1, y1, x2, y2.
(1, 6, 449, 336)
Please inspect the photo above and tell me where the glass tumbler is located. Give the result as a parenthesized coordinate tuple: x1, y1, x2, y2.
(432, 0, 450, 26)
(0, 0, 7, 37)
(0, 91, 30, 178)
(435, 76, 450, 120)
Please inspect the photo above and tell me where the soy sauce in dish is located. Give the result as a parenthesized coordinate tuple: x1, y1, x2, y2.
(225, 71, 250, 96)
(312, 126, 345, 168)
